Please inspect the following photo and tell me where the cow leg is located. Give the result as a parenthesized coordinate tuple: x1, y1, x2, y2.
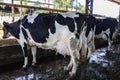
(91, 33, 96, 52)
(92, 27, 96, 52)
(86, 47, 91, 60)
(64, 57, 73, 71)
(21, 42, 29, 68)
(31, 46, 37, 66)
(69, 38, 80, 76)
(108, 38, 112, 51)
(104, 33, 111, 52)
(81, 42, 88, 61)
(65, 37, 82, 71)
(69, 50, 78, 76)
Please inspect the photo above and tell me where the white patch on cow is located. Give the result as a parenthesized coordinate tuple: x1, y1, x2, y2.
(27, 14, 38, 24)
(60, 12, 79, 18)
(22, 57, 28, 68)
(112, 29, 118, 40)
(31, 47, 37, 66)
(74, 21, 77, 31)
(18, 25, 27, 44)
(28, 20, 75, 57)
(87, 29, 93, 43)
(95, 28, 110, 40)
(56, 41, 70, 57)
(48, 29, 51, 34)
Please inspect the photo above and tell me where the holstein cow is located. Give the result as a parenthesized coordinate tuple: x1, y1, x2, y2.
(95, 17, 118, 51)
(2, 12, 96, 76)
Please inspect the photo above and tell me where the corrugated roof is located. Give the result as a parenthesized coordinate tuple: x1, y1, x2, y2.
(108, 0, 120, 4)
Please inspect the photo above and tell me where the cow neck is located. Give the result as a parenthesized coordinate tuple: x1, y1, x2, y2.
(8, 21, 20, 39)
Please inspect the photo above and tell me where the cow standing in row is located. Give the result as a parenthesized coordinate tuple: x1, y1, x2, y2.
(95, 17, 118, 51)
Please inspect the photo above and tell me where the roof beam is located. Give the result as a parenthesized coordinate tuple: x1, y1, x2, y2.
(108, 0, 120, 4)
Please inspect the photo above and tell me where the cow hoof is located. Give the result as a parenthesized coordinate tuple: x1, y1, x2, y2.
(20, 67, 28, 71)
(31, 64, 37, 68)
(64, 66, 71, 72)
(66, 73, 76, 80)
(22, 65, 29, 70)
(64, 67, 69, 73)
(69, 72, 76, 77)
(32, 62, 36, 66)
(106, 50, 112, 53)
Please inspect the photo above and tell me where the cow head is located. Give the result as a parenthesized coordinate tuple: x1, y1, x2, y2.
(2, 21, 11, 39)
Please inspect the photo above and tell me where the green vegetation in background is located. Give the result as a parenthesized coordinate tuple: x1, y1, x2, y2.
(54, 0, 85, 13)
(0, 0, 85, 15)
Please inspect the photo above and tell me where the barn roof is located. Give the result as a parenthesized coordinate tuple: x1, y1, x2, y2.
(108, 0, 120, 4)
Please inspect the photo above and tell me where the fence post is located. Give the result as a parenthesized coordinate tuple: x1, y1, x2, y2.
(11, 0, 14, 22)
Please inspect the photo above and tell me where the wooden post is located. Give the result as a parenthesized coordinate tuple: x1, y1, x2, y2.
(119, 4, 120, 28)
(76, 0, 78, 12)
(11, 0, 14, 22)
(20, 0, 23, 16)
(48, 0, 50, 8)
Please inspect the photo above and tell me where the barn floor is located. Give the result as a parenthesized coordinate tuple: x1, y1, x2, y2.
(0, 46, 120, 80)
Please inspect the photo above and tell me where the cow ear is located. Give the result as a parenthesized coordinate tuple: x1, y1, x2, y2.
(3, 21, 9, 26)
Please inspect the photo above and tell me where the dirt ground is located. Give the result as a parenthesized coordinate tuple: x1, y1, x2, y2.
(0, 46, 120, 80)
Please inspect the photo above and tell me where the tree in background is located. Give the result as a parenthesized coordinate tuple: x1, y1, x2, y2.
(17, 0, 29, 15)
(54, 0, 85, 13)
(54, 0, 70, 10)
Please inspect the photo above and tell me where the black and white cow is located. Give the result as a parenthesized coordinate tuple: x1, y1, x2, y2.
(2, 12, 96, 76)
(95, 17, 118, 51)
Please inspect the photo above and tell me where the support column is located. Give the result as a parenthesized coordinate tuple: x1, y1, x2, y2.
(20, 0, 23, 16)
(85, 0, 93, 14)
(119, 4, 120, 28)
(11, 0, 14, 22)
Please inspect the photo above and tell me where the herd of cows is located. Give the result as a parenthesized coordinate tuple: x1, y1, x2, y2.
(2, 12, 119, 77)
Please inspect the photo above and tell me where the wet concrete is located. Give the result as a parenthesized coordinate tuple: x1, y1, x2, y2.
(0, 46, 120, 80)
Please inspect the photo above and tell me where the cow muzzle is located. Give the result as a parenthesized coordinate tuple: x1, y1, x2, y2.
(2, 36, 7, 39)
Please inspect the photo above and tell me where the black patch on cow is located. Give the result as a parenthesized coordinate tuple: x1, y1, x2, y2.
(6, 20, 21, 39)
(95, 18, 118, 40)
(43, 15, 56, 34)
(74, 13, 86, 34)
(75, 33, 79, 39)
(3, 15, 28, 39)
(22, 13, 57, 43)
(23, 42, 28, 57)
(66, 17, 75, 32)
(21, 27, 28, 40)
(49, 22, 56, 34)
(86, 48, 89, 59)
(85, 15, 96, 37)
(22, 19, 29, 29)
(56, 14, 66, 25)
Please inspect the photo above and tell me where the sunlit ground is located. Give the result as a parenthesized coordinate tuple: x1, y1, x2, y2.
(0, 29, 3, 39)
